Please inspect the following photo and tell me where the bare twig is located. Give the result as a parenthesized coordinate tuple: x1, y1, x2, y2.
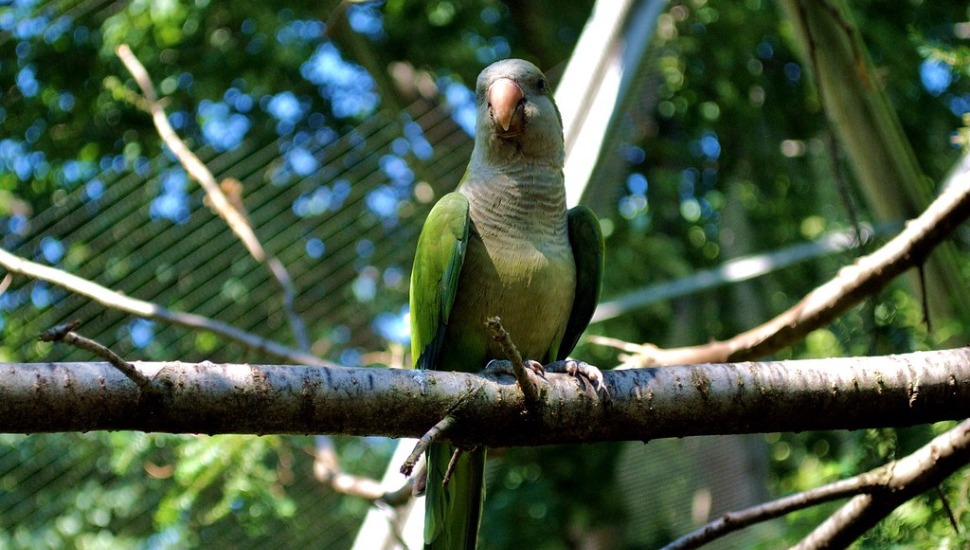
(401, 414, 457, 477)
(40, 322, 152, 390)
(313, 435, 412, 504)
(935, 485, 959, 534)
(794, 419, 970, 549)
(114, 44, 310, 351)
(663, 471, 875, 549)
(485, 316, 541, 406)
(0, 272, 12, 295)
(0, 247, 339, 368)
(441, 447, 464, 487)
(666, 419, 970, 550)
(621, 151, 970, 368)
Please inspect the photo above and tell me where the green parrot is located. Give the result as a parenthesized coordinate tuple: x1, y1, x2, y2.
(409, 58, 605, 549)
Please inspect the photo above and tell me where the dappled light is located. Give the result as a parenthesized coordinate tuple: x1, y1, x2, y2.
(2, 1, 970, 548)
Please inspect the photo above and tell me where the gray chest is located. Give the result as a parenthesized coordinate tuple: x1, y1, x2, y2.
(449, 221, 576, 362)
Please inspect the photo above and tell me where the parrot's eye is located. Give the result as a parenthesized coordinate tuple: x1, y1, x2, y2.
(536, 78, 547, 94)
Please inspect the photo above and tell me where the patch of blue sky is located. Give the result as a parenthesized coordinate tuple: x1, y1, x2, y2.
(948, 95, 970, 117)
(85, 178, 104, 201)
(128, 318, 155, 348)
(6, 214, 28, 236)
(475, 35, 511, 64)
(305, 237, 325, 259)
(224, 87, 253, 112)
(150, 168, 190, 224)
(12, 15, 47, 40)
(380, 154, 414, 188)
(347, 2, 384, 39)
(276, 19, 325, 45)
(920, 58, 952, 96)
(340, 347, 360, 367)
(403, 120, 434, 159)
(57, 90, 75, 112)
(439, 78, 477, 136)
(301, 42, 379, 119)
(286, 145, 319, 176)
(331, 179, 351, 209)
(373, 305, 410, 345)
(16, 65, 39, 97)
(198, 99, 251, 152)
(168, 110, 188, 131)
(0, 138, 40, 181)
(39, 236, 64, 264)
(43, 15, 71, 43)
(267, 91, 305, 123)
(627, 172, 648, 195)
(30, 283, 50, 308)
(365, 185, 400, 219)
(699, 131, 720, 160)
(352, 272, 377, 303)
(293, 185, 333, 218)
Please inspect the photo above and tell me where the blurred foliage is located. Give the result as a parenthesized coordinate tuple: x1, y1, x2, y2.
(2, 0, 970, 548)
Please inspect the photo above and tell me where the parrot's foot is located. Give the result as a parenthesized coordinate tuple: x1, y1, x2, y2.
(484, 358, 546, 378)
(545, 359, 607, 394)
(484, 359, 607, 394)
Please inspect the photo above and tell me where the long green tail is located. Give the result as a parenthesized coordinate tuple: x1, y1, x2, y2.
(424, 443, 486, 549)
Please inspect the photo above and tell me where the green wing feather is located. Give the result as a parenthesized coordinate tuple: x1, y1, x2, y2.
(409, 191, 485, 549)
(558, 205, 604, 360)
(410, 192, 470, 370)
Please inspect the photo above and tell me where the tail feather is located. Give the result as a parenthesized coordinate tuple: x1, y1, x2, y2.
(424, 443, 486, 549)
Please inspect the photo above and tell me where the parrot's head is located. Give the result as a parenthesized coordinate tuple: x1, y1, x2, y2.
(474, 58, 564, 163)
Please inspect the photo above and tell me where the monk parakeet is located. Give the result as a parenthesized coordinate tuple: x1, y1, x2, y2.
(409, 58, 605, 549)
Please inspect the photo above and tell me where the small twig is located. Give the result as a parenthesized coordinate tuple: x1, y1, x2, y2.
(485, 316, 541, 405)
(918, 263, 933, 333)
(441, 448, 464, 487)
(0, 272, 12, 295)
(935, 485, 959, 534)
(587, 335, 653, 354)
(401, 414, 457, 476)
(313, 435, 412, 504)
(40, 322, 153, 391)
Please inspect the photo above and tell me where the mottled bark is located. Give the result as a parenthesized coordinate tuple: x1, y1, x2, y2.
(1, 348, 967, 443)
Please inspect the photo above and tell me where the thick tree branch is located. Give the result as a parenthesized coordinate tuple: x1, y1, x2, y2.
(0, 247, 337, 368)
(622, 151, 970, 368)
(115, 44, 310, 351)
(1, 349, 968, 441)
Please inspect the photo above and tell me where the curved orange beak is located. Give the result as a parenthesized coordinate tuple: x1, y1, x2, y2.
(487, 77, 524, 133)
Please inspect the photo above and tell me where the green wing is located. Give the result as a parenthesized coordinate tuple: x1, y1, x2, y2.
(558, 205, 604, 360)
(409, 192, 485, 549)
(410, 192, 470, 370)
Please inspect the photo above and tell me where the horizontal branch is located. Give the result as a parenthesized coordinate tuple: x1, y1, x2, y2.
(2, 348, 968, 443)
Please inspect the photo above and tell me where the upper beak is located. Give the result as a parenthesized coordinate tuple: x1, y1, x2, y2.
(488, 77, 524, 133)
